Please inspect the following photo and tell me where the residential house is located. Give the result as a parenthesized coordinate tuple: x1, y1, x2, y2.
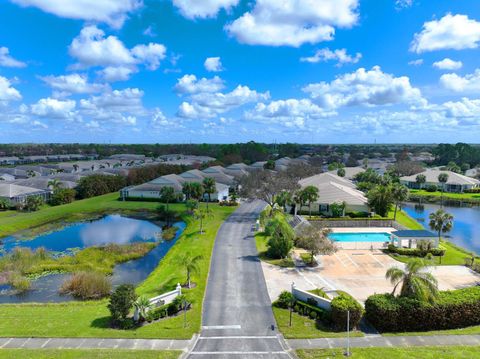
(400, 169, 480, 193)
(0, 183, 50, 204)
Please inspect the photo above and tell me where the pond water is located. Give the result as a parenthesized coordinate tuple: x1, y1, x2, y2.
(403, 203, 480, 255)
(0, 215, 186, 303)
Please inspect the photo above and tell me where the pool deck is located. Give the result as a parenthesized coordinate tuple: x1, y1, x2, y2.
(262, 250, 480, 303)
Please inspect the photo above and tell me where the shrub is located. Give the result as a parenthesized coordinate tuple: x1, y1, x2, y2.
(108, 284, 137, 325)
(50, 188, 76, 206)
(274, 291, 295, 309)
(365, 286, 480, 332)
(387, 244, 445, 258)
(59, 272, 111, 300)
(464, 188, 480, 194)
(292, 299, 330, 323)
(425, 185, 438, 192)
(162, 226, 179, 241)
(8, 273, 31, 292)
(331, 292, 364, 331)
(308, 288, 329, 299)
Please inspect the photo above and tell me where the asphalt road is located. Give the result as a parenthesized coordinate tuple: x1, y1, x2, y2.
(187, 200, 292, 358)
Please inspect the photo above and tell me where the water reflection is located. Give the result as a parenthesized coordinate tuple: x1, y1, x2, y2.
(0, 216, 186, 304)
(403, 203, 480, 254)
(1, 215, 162, 254)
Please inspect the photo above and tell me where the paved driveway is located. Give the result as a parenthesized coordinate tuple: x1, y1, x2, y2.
(262, 249, 480, 303)
(187, 200, 293, 358)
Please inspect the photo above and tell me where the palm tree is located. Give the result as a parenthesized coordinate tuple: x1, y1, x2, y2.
(367, 184, 394, 217)
(415, 174, 426, 189)
(202, 177, 216, 212)
(194, 208, 208, 234)
(429, 209, 453, 245)
(177, 253, 203, 289)
(391, 183, 408, 221)
(133, 295, 152, 322)
(47, 179, 62, 192)
(386, 258, 438, 302)
(302, 186, 319, 218)
(160, 187, 176, 226)
(438, 173, 449, 207)
(182, 182, 193, 200)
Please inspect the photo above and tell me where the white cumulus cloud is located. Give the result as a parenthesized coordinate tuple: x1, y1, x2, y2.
(440, 69, 480, 93)
(69, 26, 166, 81)
(31, 97, 77, 119)
(0, 47, 26, 68)
(0, 76, 22, 104)
(204, 57, 223, 72)
(10, 0, 141, 28)
(39, 73, 108, 96)
(433, 58, 463, 70)
(226, 0, 359, 47)
(410, 14, 480, 53)
(174, 74, 225, 94)
(300, 48, 361, 66)
(303, 66, 425, 110)
(172, 0, 239, 19)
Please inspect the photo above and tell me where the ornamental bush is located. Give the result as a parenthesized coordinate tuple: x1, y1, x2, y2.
(387, 244, 445, 258)
(365, 286, 480, 332)
(331, 292, 364, 331)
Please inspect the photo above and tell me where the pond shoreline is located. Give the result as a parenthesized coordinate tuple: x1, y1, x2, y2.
(0, 213, 186, 304)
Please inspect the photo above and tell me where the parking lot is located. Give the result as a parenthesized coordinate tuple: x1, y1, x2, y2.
(262, 249, 480, 303)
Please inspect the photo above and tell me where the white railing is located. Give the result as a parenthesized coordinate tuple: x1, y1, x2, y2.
(134, 283, 182, 321)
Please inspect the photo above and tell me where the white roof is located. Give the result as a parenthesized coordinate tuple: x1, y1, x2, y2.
(328, 167, 365, 180)
(308, 181, 368, 206)
(400, 169, 480, 186)
(299, 172, 356, 189)
(0, 183, 47, 198)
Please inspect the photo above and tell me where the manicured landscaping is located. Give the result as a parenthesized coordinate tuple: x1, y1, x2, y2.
(410, 189, 480, 200)
(254, 232, 294, 267)
(296, 346, 480, 359)
(0, 349, 180, 358)
(272, 306, 363, 339)
(387, 209, 423, 230)
(0, 197, 235, 339)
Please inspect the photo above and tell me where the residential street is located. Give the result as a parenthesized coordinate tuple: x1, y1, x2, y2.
(187, 200, 293, 358)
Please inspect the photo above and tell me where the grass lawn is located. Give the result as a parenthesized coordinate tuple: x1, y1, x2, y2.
(296, 346, 480, 359)
(387, 209, 423, 230)
(272, 306, 363, 339)
(410, 189, 480, 200)
(383, 325, 480, 337)
(254, 232, 294, 267)
(0, 196, 236, 339)
(0, 349, 180, 359)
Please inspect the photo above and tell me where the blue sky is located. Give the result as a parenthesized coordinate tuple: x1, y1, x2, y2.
(0, 0, 480, 144)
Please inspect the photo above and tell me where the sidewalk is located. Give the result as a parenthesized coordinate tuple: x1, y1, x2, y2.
(0, 337, 192, 351)
(287, 334, 480, 349)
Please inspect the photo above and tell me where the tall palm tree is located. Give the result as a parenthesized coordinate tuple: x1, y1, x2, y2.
(367, 184, 394, 217)
(202, 177, 216, 212)
(438, 173, 449, 207)
(302, 186, 319, 218)
(47, 179, 62, 192)
(386, 258, 438, 302)
(160, 186, 176, 226)
(429, 209, 453, 244)
(415, 174, 426, 189)
(177, 253, 203, 289)
(391, 183, 408, 221)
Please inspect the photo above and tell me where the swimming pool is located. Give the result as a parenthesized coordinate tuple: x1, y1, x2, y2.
(329, 232, 391, 243)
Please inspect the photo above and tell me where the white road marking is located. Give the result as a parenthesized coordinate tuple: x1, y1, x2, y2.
(199, 336, 277, 340)
(202, 325, 241, 330)
(312, 273, 336, 291)
(295, 268, 316, 288)
(334, 253, 348, 267)
(189, 351, 289, 355)
(342, 253, 359, 268)
(369, 253, 385, 267)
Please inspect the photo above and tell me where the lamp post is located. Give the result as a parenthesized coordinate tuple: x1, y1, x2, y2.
(344, 310, 351, 357)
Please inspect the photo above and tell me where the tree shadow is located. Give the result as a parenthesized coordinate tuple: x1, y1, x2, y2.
(90, 316, 112, 329)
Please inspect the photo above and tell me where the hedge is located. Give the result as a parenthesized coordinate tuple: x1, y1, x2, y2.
(273, 291, 330, 323)
(387, 244, 445, 258)
(331, 292, 364, 331)
(365, 286, 480, 332)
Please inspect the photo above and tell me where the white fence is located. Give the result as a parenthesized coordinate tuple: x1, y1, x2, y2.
(134, 283, 182, 321)
(291, 282, 331, 311)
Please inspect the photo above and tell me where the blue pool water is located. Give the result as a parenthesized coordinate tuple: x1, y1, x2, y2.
(329, 232, 391, 243)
